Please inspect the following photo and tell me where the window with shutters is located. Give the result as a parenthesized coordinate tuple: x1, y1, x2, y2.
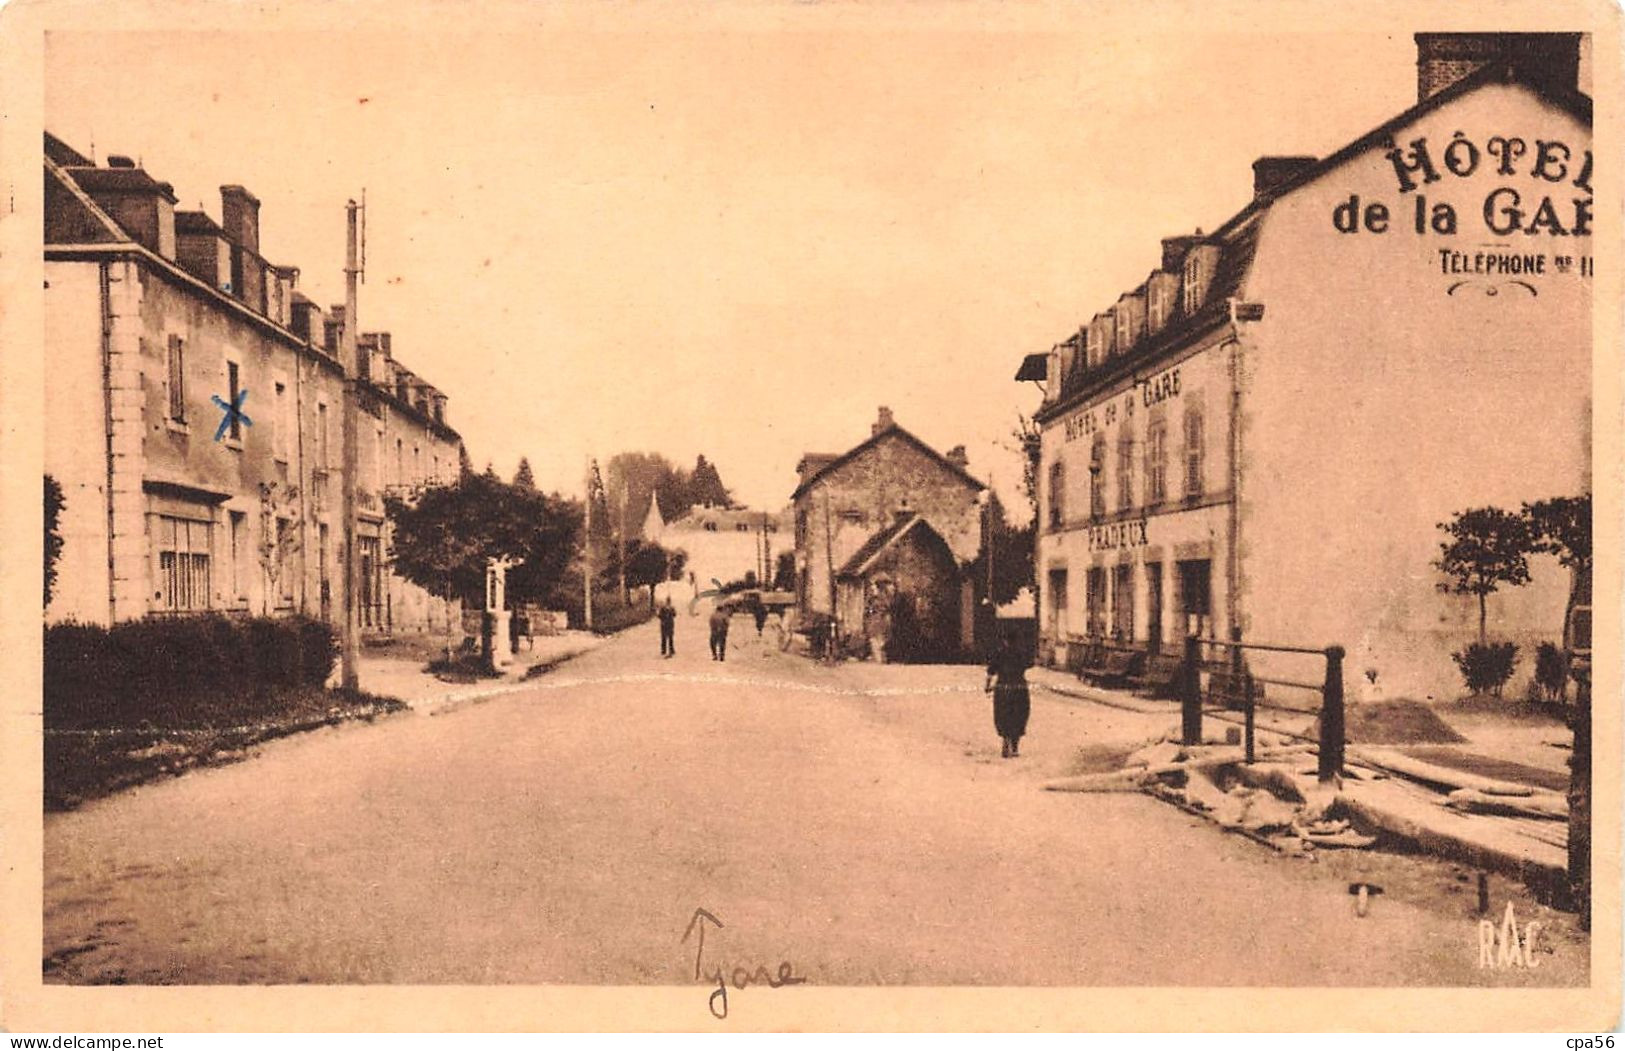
(1146, 422, 1168, 504)
(1089, 435, 1106, 518)
(1047, 460, 1065, 529)
(1116, 433, 1135, 511)
(1184, 407, 1205, 498)
(166, 336, 186, 423)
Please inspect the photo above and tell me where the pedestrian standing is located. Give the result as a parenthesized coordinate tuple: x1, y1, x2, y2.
(709, 605, 731, 662)
(657, 597, 677, 658)
(984, 634, 1031, 758)
(752, 600, 768, 637)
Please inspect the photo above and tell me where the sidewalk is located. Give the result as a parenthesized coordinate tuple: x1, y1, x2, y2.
(1030, 662, 1573, 897)
(358, 631, 604, 712)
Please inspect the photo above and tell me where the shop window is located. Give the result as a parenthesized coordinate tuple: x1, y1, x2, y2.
(1048, 460, 1066, 528)
(1112, 562, 1134, 640)
(155, 515, 211, 613)
(1184, 408, 1205, 498)
(1086, 566, 1107, 637)
(1178, 559, 1212, 638)
(1145, 422, 1168, 504)
(1089, 435, 1106, 518)
(1116, 434, 1135, 511)
(166, 336, 186, 423)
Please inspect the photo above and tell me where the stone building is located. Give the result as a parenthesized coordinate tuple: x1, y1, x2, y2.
(44, 132, 463, 637)
(1015, 34, 1591, 699)
(791, 407, 987, 661)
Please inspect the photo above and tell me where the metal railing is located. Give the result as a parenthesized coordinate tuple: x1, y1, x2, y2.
(1179, 629, 1345, 784)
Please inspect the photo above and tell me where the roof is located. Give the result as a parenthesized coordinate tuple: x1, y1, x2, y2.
(791, 423, 983, 502)
(1015, 352, 1048, 382)
(668, 506, 791, 531)
(44, 131, 92, 168)
(175, 210, 226, 236)
(836, 512, 939, 579)
(43, 162, 126, 245)
(1031, 56, 1591, 423)
(67, 166, 178, 203)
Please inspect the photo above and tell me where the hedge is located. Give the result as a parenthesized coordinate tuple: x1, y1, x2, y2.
(45, 614, 337, 730)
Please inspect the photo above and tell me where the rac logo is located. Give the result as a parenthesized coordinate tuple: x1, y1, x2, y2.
(1478, 902, 1542, 969)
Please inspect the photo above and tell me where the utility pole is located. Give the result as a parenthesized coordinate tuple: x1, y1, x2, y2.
(582, 456, 594, 631)
(338, 199, 362, 690)
(617, 484, 628, 603)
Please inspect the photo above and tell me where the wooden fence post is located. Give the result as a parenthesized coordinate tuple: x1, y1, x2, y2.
(1319, 645, 1346, 783)
(1181, 634, 1202, 746)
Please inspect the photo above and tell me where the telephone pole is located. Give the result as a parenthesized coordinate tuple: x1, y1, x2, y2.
(338, 199, 362, 689)
(583, 456, 594, 630)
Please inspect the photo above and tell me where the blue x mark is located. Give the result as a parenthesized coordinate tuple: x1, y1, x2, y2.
(212, 389, 252, 442)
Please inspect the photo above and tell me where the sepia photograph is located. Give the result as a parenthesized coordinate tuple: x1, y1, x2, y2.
(2, 0, 1618, 1033)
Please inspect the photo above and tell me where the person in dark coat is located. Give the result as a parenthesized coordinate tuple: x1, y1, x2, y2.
(752, 599, 768, 637)
(657, 598, 677, 658)
(984, 634, 1031, 758)
(708, 605, 731, 661)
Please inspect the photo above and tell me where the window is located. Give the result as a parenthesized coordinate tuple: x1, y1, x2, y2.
(229, 510, 247, 603)
(1112, 562, 1134, 640)
(359, 535, 384, 627)
(736, 522, 750, 532)
(155, 515, 211, 612)
(1086, 566, 1106, 637)
(166, 336, 186, 422)
(1146, 422, 1168, 504)
(316, 402, 330, 468)
(1183, 253, 1205, 316)
(395, 438, 404, 485)
(275, 517, 294, 607)
(1148, 283, 1169, 332)
(1184, 408, 1205, 498)
(1116, 308, 1133, 352)
(413, 444, 421, 483)
(273, 380, 290, 461)
(226, 360, 243, 441)
(1089, 435, 1106, 518)
(1087, 325, 1103, 368)
(1116, 434, 1135, 511)
(1047, 460, 1066, 528)
(373, 428, 385, 488)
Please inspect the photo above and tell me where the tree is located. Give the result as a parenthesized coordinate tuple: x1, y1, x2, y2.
(773, 550, 797, 592)
(688, 455, 733, 509)
(1524, 493, 1591, 588)
(385, 474, 584, 653)
(1012, 414, 1043, 518)
(619, 539, 686, 606)
(458, 443, 475, 482)
(513, 457, 537, 491)
(44, 474, 64, 609)
(1434, 506, 1533, 645)
(972, 490, 1035, 608)
(604, 452, 690, 530)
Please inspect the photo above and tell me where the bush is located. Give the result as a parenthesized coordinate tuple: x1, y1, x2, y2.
(589, 596, 654, 635)
(1451, 641, 1519, 698)
(1533, 641, 1569, 703)
(44, 614, 338, 729)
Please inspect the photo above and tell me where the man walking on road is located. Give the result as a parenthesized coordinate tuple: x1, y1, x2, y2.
(657, 598, 677, 658)
(709, 605, 731, 662)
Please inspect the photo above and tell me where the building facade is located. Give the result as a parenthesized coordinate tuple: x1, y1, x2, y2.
(792, 407, 987, 660)
(661, 504, 791, 598)
(44, 132, 463, 637)
(1018, 34, 1591, 699)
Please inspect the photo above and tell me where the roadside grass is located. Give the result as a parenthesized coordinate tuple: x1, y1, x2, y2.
(45, 685, 405, 812)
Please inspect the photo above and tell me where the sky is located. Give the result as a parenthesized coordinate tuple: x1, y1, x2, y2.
(44, 19, 1430, 512)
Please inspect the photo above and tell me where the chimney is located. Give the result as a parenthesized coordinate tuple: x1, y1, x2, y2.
(945, 445, 968, 470)
(1251, 156, 1318, 199)
(1415, 33, 1581, 102)
(219, 185, 261, 254)
(872, 405, 895, 436)
(106, 155, 136, 168)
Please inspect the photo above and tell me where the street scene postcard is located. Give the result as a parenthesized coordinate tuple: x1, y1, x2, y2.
(1, 0, 1620, 1035)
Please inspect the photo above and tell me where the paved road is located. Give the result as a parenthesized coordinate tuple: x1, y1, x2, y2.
(44, 616, 1585, 987)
